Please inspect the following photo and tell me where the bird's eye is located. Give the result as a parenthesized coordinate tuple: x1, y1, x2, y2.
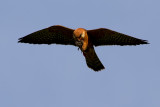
(79, 34, 82, 38)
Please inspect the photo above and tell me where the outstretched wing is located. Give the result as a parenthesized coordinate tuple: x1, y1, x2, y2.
(87, 28, 149, 46)
(18, 25, 76, 46)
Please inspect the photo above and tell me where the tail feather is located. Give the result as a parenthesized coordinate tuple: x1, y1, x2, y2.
(83, 47, 105, 71)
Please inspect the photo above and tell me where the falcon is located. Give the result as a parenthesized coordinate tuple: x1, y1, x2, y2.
(18, 25, 148, 71)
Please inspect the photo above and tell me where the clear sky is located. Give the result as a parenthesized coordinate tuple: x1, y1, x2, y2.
(0, 0, 159, 107)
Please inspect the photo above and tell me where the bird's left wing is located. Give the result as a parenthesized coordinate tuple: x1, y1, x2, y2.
(87, 28, 149, 46)
(18, 25, 76, 46)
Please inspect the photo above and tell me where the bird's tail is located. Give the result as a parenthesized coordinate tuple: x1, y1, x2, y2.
(83, 47, 105, 71)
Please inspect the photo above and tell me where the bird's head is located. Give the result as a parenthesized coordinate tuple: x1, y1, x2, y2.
(73, 28, 88, 51)
(73, 28, 86, 41)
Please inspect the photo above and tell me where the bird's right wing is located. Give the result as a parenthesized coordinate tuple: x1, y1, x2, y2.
(18, 25, 76, 46)
(87, 28, 149, 46)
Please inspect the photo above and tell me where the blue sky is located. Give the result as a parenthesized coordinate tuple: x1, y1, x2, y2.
(0, 0, 159, 107)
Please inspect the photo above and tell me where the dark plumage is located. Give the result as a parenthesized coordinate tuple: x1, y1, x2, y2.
(18, 25, 149, 71)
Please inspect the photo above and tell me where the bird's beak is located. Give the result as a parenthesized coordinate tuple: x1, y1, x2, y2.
(73, 34, 84, 50)
(75, 40, 83, 47)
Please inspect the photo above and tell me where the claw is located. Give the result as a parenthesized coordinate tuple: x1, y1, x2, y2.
(75, 40, 83, 53)
(77, 47, 83, 53)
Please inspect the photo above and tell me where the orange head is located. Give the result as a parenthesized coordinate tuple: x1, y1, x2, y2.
(73, 28, 88, 51)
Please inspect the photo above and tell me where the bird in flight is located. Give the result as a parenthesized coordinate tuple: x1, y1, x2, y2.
(18, 25, 148, 71)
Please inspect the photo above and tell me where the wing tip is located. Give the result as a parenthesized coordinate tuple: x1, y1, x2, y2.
(18, 37, 30, 44)
(119, 39, 149, 46)
(141, 39, 149, 44)
(135, 39, 149, 46)
(18, 37, 23, 43)
(18, 37, 38, 44)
